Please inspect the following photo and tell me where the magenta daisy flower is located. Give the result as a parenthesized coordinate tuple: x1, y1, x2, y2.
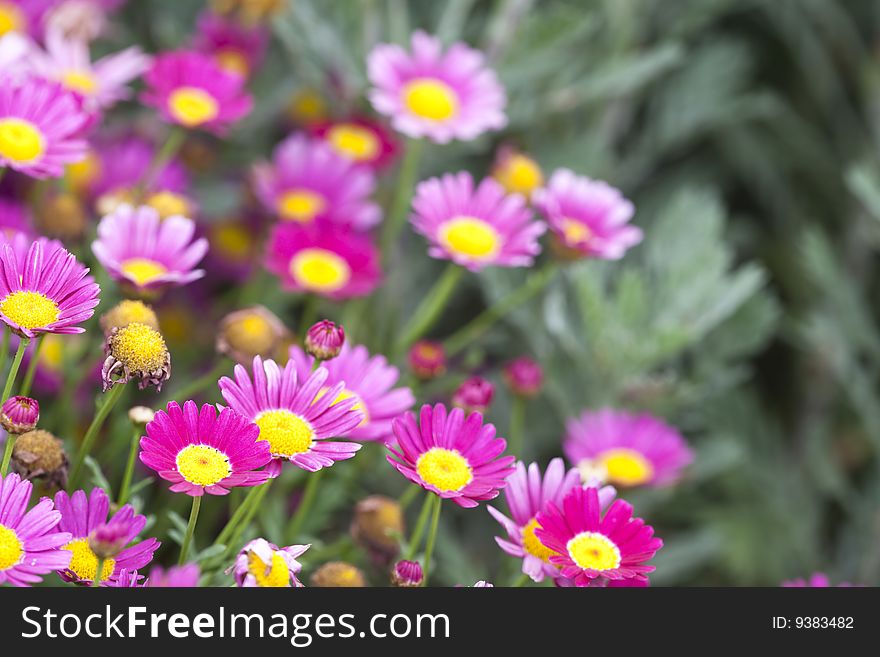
(535, 485, 662, 586)
(193, 10, 268, 79)
(229, 538, 309, 587)
(146, 563, 201, 587)
(53, 487, 160, 585)
(253, 133, 380, 230)
(140, 400, 273, 496)
(91, 203, 208, 294)
(288, 343, 415, 443)
(219, 356, 364, 475)
(102, 569, 146, 587)
(0, 2, 49, 39)
(533, 169, 642, 260)
(411, 172, 545, 271)
(487, 458, 587, 582)
(24, 28, 151, 110)
(367, 31, 506, 143)
(141, 50, 253, 134)
(0, 472, 71, 587)
(0, 198, 32, 237)
(781, 573, 855, 588)
(0, 239, 100, 338)
(310, 116, 399, 170)
(387, 403, 516, 508)
(90, 134, 189, 201)
(265, 223, 381, 300)
(563, 408, 693, 488)
(0, 74, 89, 179)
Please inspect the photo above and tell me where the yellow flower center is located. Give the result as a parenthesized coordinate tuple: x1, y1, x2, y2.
(315, 387, 368, 427)
(597, 448, 654, 487)
(289, 248, 351, 293)
(277, 189, 326, 223)
(439, 216, 501, 261)
(415, 447, 472, 492)
(403, 78, 459, 121)
(66, 151, 101, 192)
(215, 49, 250, 77)
(168, 87, 219, 127)
(566, 531, 621, 572)
(0, 118, 46, 163)
(326, 124, 380, 161)
(0, 2, 24, 36)
(146, 191, 192, 220)
(109, 322, 168, 373)
(211, 223, 252, 260)
(224, 313, 275, 354)
(287, 88, 326, 123)
(176, 444, 232, 487)
(247, 550, 290, 587)
(521, 517, 556, 563)
(121, 258, 169, 287)
(255, 409, 314, 457)
(63, 538, 116, 582)
(40, 334, 65, 371)
(494, 155, 544, 195)
(560, 218, 592, 246)
(62, 70, 98, 95)
(0, 291, 60, 330)
(0, 523, 23, 571)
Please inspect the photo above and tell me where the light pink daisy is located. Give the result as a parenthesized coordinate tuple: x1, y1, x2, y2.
(89, 134, 189, 201)
(141, 49, 253, 134)
(139, 400, 273, 496)
(288, 343, 415, 443)
(411, 171, 545, 271)
(533, 169, 642, 260)
(253, 133, 381, 230)
(91, 203, 208, 294)
(310, 116, 399, 171)
(368, 30, 506, 143)
(0, 74, 89, 179)
(229, 538, 309, 587)
(265, 223, 381, 300)
(219, 356, 364, 475)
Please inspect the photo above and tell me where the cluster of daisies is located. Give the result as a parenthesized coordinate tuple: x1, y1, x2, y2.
(0, 0, 839, 589)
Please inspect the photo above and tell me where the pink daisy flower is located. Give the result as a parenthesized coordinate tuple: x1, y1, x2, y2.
(89, 134, 189, 201)
(0, 472, 71, 587)
(193, 10, 268, 79)
(411, 172, 545, 271)
(782, 573, 855, 588)
(0, 1, 50, 39)
(139, 400, 273, 496)
(0, 239, 100, 338)
(535, 485, 662, 586)
(141, 50, 253, 134)
(387, 403, 516, 509)
(0, 74, 89, 179)
(91, 203, 208, 294)
(367, 30, 506, 143)
(253, 133, 380, 230)
(533, 169, 643, 260)
(487, 458, 592, 582)
(310, 116, 399, 170)
(24, 27, 151, 110)
(288, 343, 415, 443)
(219, 356, 365, 475)
(265, 223, 381, 300)
(0, 198, 32, 237)
(102, 569, 146, 587)
(53, 487, 160, 585)
(563, 408, 693, 488)
(229, 538, 309, 588)
(0, 31, 28, 69)
(146, 563, 201, 587)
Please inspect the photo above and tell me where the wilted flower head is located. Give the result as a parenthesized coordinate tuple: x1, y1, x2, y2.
(391, 560, 423, 587)
(351, 495, 404, 560)
(305, 319, 345, 361)
(33, 192, 87, 241)
(310, 561, 366, 587)
(408, 340, 446, 380)
(452, 376, 495, 414)
(217, 305, 288, 364)
(10, 428, 67, 487)
(100, 299, 160, 334)
(503, 357, 544, 398)
(101, 322, 171, 391)
(230, 538, 309, 587)
(0, 396, 39, 434)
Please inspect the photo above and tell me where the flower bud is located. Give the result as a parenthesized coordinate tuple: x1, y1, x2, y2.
(452, 376, 495, 414)
(309, 561, 366, 587)
(503, 357, 544, 398)
(351, 495, 403, 560)
(305, 320, 344, 361)
(408, 340, 446, 380)
(0, 396, 39, 434)
(88, 521, 129, 559)
(216, 306, 288, 364)
(390, 560, 423, 587)
(128, 406, 156, 427)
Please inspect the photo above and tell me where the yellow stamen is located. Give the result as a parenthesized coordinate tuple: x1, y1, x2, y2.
(326, 124, 380, 161)
(0, 523, 23, 571)
(0, 118, 46, 164)
(146, 191, 193, 220)
(39, 334, 65, 371)
(494, 154, 544, 195)
(63, 538, 116, 582)
(403, 78, 458, 121)
(289, 248, 351, 293)
(415, 447, 472, 492)
(439, 216, 501, 261)
(168, 87, 219, 127)
(255, 409, 314, 457)
(0, 2, 24, 37)
(66, 151, 101, 192)
(566, 531, 621, 572)
(211, 223, 252, 260)
(597, 448, 654, 487)
(521, 517, 556, 563)
(109, 322, 168, 373)
(176, 444, 231, 487)
(121, 258, 168, 287)
(215, 49, 250, 77)
(0, 291, 60, 330)
(277, 189, 326, 223)
(247, 550, 290, 587)
(560, 218, 592, 246)
(62, 70, 98, 95)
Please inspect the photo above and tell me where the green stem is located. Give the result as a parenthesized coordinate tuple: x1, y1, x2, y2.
(116, 426, 143, 507)
(299, 295, 319, 335)
(68, 383, 126, 491)
(286, 469, 323, 540)
(179, 495, 202, 565)
(221, 479, 272, 561)
(405, 491, 434, 560)
(381, 138, 424, 258)
(398, 483, 420, 510)
(0, 326, 9, 376)
(510, 572, 529, 587)
(508, 396, 525, 458)
(18, 335, 44, 397)
(421, 495, 442, 586)
(215, 482, 264, 547)
(141, 127, 186, 193)
(0, 434, 16, 477)
(2, 337, 29, 403)
(395, 264, 464, 355)
(93, 559, 105, 587)
(164, 360, 227, 403)
(444, 262, 559, 357)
